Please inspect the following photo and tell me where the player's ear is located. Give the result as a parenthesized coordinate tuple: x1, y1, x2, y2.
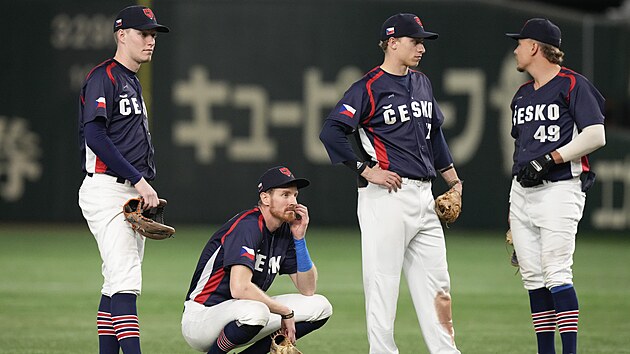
(116, 29, 129, 44)
(259, 191, 271, 206)
(530, 40, 539, 55)
(389, 37, 398, 49)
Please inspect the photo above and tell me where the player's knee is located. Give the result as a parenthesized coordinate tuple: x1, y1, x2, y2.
(311, 294, 333, 320)
(238, 300, 271, 326)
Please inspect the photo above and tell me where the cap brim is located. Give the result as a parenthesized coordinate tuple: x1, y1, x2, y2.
(135, 23, 170, 33)
(505, 33, 524, 40)
(410, 30, 439, 40)
(261, 178, 310, 193)
(294, 178, 310, 189)
(276, 178, 310, 190)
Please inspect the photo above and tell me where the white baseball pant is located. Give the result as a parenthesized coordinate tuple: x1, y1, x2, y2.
(181, 294, 333, 352)
(509, 177, 585, 290)
(78, 173, 144, 296)
(358, 179, 460, 354)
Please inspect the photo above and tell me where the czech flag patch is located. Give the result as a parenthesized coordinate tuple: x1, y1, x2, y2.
(95, 97, 106, 109)
(338, 104, 356, 118)
(240, 246, 255, 261)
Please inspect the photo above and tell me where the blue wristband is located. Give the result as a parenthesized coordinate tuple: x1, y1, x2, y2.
(293, 237, 313, 272)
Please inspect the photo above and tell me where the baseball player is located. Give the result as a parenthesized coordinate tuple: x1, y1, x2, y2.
(77, 6, 169, 354)
(181, 166, 333, 353)
(505, 18, 606, 354)
(319, 13, 462, 354)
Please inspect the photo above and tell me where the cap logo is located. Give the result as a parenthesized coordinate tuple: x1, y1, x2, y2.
(414, 16, 422, 26)
(279, 167, 292, 177)
(143, 8, 155, 20)
(386, 27, 395, 36)
(115, 19, 122, 28)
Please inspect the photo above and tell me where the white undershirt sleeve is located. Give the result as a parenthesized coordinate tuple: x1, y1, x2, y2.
(556, 124, 606, 162)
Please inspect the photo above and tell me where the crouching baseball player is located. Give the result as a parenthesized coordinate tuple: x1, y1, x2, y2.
(181, 166, 332, 353)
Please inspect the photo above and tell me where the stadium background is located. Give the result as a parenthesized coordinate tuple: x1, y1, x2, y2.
(1, 0, 629, 230)
(1, 1, 629, 353)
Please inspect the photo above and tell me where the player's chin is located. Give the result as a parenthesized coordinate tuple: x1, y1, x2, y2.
(409, 58, 421, 67)
(140, 52, 153, 62)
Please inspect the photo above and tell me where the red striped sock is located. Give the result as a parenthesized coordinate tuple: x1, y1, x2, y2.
(112, 314, 140, 340)
(97, 311, 116, 337)
(557, 310, 579, 333)
(532, 309, 557, 333)
(216, 328, 236, 352)
(97, 295, 119, 353)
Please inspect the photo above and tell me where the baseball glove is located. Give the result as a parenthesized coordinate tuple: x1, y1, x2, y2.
(505, 229, 519, 267)
(270, 333, 302, 354)
(435, 188, 462, 224)
(123, 197, 175, 240)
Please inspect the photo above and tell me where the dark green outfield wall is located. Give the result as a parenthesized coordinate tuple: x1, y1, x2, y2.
(1, 0, 628, 230)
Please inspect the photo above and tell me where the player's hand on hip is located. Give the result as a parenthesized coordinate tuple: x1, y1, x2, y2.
(362, 165, 402, 192)
(290, 204, 309, 239)
(134, 177, 159, 208)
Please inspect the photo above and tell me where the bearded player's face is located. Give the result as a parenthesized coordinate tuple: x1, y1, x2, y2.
(268, 186, 299, 223)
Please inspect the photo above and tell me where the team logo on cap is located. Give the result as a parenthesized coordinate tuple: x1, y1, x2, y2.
(279, 167, 292, 177)
(115, 19, 122, 28)
(143, 8, 155, 20)
(414, 16, 423, 26)
(386, 27, 395, 36)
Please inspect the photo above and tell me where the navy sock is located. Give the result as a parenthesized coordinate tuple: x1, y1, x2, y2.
(238, 318, 329, 354)
(529, 287, 557, 354)
(208, 321, 263, 354)
(296, 318, 329, 339)
(111, 293, 141, 354)
(97, 295, 119, 354)
(551, 285, 579, 354)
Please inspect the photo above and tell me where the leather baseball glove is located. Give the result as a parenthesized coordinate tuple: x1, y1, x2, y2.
(123, 197, 175, 240)
(435, 188, 462, 224)
(505, 229, 519, 267)
(270, 333, 302, 354)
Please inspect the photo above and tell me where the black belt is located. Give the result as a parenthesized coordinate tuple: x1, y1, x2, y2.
(407, 177, 433, 182)
(87, 172, 126, 184)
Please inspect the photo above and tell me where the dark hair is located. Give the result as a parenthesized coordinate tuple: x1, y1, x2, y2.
(539, 42, 564, 64)
(378, 40, 389, 52)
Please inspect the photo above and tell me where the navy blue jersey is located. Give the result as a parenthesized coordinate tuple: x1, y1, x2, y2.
(78, 59, 156, 180)
(511, 67, 605, 181)
(324, 67, 453, 179)
(185, 207, 298, 307)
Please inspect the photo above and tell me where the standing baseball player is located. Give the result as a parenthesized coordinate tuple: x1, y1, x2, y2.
(77, 5, 169, 354)
(319, 13, 462, 354)
(181, 166, 332, 353)
(505, 18, 606, 354)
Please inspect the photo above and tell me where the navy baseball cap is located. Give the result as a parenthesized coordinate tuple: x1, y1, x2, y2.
(380, 13, 438, 41)
(506, 18, 561, 48)
(113, 5, 170, 33)
(257, 166, 310, 193)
